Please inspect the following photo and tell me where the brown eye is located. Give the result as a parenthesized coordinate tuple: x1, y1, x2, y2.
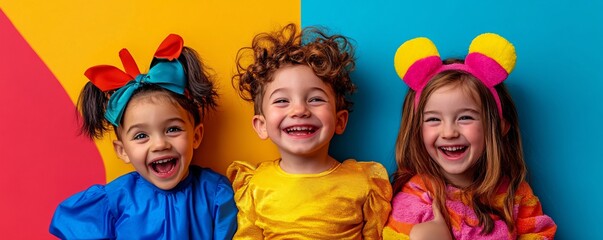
(167, 127, 183, 133)
(133, 133, 148, 140)
(424, 117, 439, 122)
(308, 97, 325, 102)
(273, 98, 288, 104)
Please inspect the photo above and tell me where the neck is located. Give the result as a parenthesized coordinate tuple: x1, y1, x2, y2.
(444, 168, 475, 188)
(279, 151, 339, 174)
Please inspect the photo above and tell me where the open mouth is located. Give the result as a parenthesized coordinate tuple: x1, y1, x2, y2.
(439, 146, 467, 158)
(149, 158, 178, 176)
(284, 126, 317, 136)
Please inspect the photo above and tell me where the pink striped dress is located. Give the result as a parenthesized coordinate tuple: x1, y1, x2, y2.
(383, 175, 557, 239)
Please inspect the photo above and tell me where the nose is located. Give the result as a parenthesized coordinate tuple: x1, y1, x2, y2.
(441, 122, 459, 139)
(151, 135, 171, 151)
(289, 101, 311, 118)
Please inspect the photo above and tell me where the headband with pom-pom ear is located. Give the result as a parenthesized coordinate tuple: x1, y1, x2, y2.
(394, 37, 443, 110)
(463, 33, 516, 116)
(394, 33, 516, 117)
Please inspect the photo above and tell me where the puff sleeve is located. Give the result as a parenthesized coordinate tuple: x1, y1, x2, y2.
(515, 182, 557, 239)
(49, 185, 115, 239)
(212, 176, 239, 240)
(226, 161, 264, 239)
(361, 162, 393, 239)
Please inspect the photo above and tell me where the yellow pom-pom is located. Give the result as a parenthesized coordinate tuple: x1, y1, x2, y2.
(468, 33, 516, 74)
(394, 37, 440, 80)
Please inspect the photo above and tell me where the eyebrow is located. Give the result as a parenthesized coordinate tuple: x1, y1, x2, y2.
(268, 87, 329, 99)
(423, 108, 480, 115)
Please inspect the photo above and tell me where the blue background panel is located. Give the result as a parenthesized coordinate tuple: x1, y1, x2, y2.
(303, 0, 603, 238)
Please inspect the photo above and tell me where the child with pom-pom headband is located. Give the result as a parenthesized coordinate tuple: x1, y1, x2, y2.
(383, 33, 557, 239)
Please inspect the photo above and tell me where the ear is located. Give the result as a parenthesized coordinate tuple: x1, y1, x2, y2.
(335, 110, 349, 134)
(252, 115, 269, 140)
(193, 124, 204, 149)
(113, 140, 131, 164)
(501, 118, 511, 136)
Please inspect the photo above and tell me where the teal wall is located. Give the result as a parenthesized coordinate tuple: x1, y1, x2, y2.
(303, 0, 603, 238)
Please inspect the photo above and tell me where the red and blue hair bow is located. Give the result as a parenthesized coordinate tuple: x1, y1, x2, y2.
(84, 34, 186, 126)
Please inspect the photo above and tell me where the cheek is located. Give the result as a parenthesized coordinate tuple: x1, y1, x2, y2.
(467, 126, 485, 151)
(421, 126, 436, 144)
(265, 114, 280, 127)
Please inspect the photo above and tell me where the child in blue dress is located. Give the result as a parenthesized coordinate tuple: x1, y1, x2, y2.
(49, 34, 237, 239)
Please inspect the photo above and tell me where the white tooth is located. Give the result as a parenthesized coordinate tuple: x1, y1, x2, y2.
(154, 159, 171, 164)
(286, 126, 316, 132)
(442, 146, 462, 151)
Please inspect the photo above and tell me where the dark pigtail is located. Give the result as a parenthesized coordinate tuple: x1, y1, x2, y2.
(179, 46, 218, 116)
(77, 82, 110, 139)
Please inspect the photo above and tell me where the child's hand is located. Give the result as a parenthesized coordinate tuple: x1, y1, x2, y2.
(409, 200, 452, 240)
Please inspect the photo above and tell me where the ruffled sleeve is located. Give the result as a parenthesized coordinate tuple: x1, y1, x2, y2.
(212, 175, 238, 240)
(360, 162, 393, 240)
(49, 185, 115, 239)
(514, 182, 557, 239)
(383, 175, 433, 240)
(226, 161, 264, 239)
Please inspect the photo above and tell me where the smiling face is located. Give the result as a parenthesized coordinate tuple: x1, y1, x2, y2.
(421, 84, 485, 187)
(252, 64, 348, 162)
(113, 92, 202, 190)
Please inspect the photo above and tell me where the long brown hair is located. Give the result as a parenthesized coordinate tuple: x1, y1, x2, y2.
(392, 64, 527, 234)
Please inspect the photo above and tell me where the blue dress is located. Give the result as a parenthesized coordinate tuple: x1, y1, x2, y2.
(49, 165, 237, 239)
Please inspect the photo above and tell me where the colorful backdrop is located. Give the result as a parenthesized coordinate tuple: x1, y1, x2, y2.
(1, 0, 600, 238)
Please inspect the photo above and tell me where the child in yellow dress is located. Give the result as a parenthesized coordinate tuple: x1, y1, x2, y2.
(227, 23, 392, 239)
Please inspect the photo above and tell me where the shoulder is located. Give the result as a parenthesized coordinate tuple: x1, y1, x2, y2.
(52, 183, 115, 222)
(393, 174, 431, 201)
(62, 184, 109, 203)
(226, 160, 277, 183)
(50, 184, 116, 238)
(340, 159, 389, 179)
(81, 172, 140, 200)
(495, 179, 538, 200)
(516, 180, 536, 196)
(341, 159, 393, 198)
(190, 165, 228, 183)
(226, 160, 256, 186)
(338, 160, 391, 188)
(513, 180, 540, 205)
(189, 165, 233, 192)
(389, 174, 435, 227)
(226, 161, 257, 181)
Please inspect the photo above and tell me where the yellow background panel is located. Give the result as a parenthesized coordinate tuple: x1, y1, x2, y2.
(1, 0, 299, 181)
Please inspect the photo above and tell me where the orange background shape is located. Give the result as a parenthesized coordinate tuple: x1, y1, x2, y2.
(0, 1, 298, 238)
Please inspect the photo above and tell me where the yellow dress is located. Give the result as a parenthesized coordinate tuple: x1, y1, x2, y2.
(227, 159, 392, 240)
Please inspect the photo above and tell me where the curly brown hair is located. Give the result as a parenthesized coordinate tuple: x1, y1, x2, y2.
(233, 23, 356, 114)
